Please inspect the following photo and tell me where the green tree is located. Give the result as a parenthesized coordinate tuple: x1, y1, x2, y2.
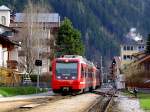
(146, 34, 150, 54)
(57, 18, 84, 56)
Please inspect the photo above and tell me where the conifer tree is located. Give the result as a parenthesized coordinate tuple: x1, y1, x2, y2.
(146, 34, 150, 54)
(57, 18, 85, 56)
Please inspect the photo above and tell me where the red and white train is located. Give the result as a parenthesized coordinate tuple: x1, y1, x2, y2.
(51, 55, 101, 94)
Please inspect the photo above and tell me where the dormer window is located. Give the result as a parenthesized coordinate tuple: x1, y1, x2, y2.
(1, 16, 6, 25)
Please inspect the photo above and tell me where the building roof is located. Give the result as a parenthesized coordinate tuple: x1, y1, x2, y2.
(0, 24, 18, 33)
(132, 51, 150, 64)
(15, 13, 60, 23)
(0, 5, 10, 11)
(0, 34, 19, 46)
(114, 56, 121, 66)
(137, 55, 150, 64)
(132, 51, 145, 58)
(121, 35, 145, 45)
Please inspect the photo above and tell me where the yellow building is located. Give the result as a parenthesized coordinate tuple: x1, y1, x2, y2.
(120, 34, 145, 68)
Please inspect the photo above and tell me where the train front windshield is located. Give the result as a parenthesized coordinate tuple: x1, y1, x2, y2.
(56, 62, 78, 80)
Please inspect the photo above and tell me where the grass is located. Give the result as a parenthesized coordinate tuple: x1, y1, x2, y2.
(122, 90, 133, 96)
(122, 90, 150, 110)
(138, 93, 150, 110)
(0, 86, 47, 97)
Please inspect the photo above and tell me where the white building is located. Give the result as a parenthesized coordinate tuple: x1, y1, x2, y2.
(120, 28, 146, 68)
(0, 5, 19, 69)
(0, 5, 10, 26)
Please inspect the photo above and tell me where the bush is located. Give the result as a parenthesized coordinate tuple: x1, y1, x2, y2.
(0, 86, 46, 97)
(30, 75, 37, 82)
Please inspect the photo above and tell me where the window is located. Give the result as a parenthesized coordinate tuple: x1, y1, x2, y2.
(123, 55, 132, 60)
(131, 46, 133, 50)
(2, 31, 13, 37)
(56, 63, 77, 75)
(123, 46, 126, 50)
(138, 46, 141, 49)
(81, 65, 85, 78)
(127, 55, 130, 60)
(130, 56, 133, 60)
(127, 46, 130, 50)
(123, 55, 126, 60)
(56, 62, 78, 80)
(1, 16, 6, 25)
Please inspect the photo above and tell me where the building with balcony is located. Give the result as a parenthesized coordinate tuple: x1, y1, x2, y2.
(10, 12, 60, 74)
(120, 28, 146, 68)
(0, 5, 22, 86)
(0, 5, 19, 70)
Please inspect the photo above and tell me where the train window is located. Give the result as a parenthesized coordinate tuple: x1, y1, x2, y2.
(56, 62, 77, 76)
(88, 68, 92, 78)
(85, 68, 88, 78)
(81, 65, 85, 78)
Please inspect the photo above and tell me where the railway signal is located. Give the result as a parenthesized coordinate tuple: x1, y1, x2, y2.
(35, 60, 42, 66)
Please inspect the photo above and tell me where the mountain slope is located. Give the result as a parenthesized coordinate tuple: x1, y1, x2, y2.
(46, 0, 150, 64)
(1, 0, 150, 65)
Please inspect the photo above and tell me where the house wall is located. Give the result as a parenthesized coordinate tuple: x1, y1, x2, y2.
(0, 45, 8, 67)
(3, 48, 8, 67)
(41, 58, 50, 73)
(0, 10, 10, 26)
(0, 44, 2, 66)
(0, 43, 18, 68)
(9, 47, 18, 61)
(120, 44, 145, 68)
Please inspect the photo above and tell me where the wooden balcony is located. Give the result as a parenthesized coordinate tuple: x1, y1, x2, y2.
(0, 66, 21, 86)
(7, 60, 18, 69)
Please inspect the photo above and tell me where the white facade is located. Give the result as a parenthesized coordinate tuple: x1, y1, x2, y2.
(0, 5, 10, 26)
(9, 47, 18, 61)
(0, 44, 8, 67)
(0, 44, 2, 66)
(116, 75, 125, 89)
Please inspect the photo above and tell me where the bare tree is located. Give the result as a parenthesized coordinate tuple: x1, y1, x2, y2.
(124, 63, 150, 87)
(18, 1, 51, 76)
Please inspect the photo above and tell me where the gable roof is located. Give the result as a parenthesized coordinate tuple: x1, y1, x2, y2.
(0, 34, 19, 46)
(0, 5, 10, 11)
(15, 13, 60, 23)
(0, 24, 18, 33)
(121, 35, 145, 45)
(137, 55, 150, 64)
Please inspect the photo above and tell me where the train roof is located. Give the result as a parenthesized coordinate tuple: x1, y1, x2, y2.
(56, 55, 96, 68)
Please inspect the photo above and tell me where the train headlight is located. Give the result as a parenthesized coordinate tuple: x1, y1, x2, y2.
(57, 76, 61, 79)
(72, 76, 76, 79)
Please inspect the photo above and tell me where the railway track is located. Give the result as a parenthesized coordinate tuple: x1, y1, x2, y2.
(103, 90, 116, 112)
(6, 94, 73, 112)
(1, 88, 116, 112)
(84, 88, 117, 112)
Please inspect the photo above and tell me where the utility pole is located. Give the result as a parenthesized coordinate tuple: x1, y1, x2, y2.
(100, 56, 104, 85)
(36, 35, 40, 93)
(36, 13, 40, 93)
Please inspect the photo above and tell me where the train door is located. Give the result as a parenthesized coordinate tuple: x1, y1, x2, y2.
(81, 64, 85, 79)
(92, 69, 96, 89)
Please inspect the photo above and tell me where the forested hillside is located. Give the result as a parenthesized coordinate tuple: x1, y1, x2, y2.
(1, 0, 150, 65)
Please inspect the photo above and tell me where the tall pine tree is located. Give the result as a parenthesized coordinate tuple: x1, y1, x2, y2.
(56, 18, 85, 56)
(146, 34, 150, 54)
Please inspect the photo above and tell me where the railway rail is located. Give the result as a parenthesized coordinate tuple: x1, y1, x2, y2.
(4, 94, 72, 112)
(1, 88, 117, 112)
(85, 88, 117, 112)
